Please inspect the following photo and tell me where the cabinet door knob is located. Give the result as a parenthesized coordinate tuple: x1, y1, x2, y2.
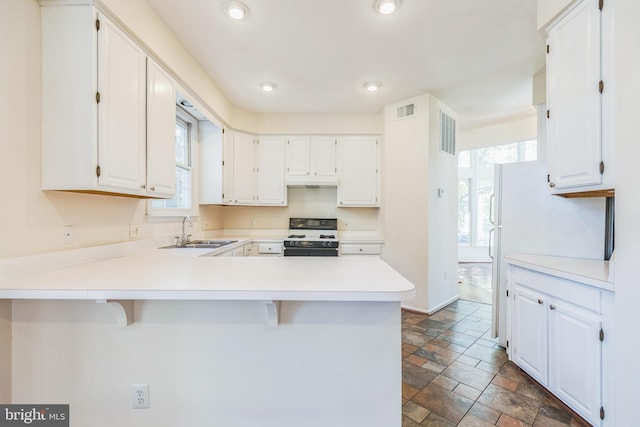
(150, 186, 155, 191)
(140, 184, 146, 189)
(549, 182, 556, 188)
(550, 304, 556, 310)
(538, 299, 543, 304)
(359, 248, 363, 252)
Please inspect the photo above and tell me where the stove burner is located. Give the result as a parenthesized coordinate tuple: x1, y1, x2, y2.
(288, 234, 305, 239)
(320, 234, 335, 239)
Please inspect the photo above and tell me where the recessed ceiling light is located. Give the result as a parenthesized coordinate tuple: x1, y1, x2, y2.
(260, 82, 277, 92)
(375, 0, 401, 15)
(226, 1, 249, 20)
(363, 81, 383, 92)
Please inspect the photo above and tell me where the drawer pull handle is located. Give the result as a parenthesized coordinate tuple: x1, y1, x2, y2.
(537, 299, 543, 305)
(550, 304, 556, 310)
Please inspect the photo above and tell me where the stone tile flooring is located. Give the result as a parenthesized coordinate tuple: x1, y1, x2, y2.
(401, 300, 590, 427)
(457, 263, 493, 305)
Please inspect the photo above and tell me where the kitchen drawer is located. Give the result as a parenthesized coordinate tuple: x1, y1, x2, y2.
(257, 243, 282, 255)
(340, 244, 382, 256)
(510, 266, 602, 314)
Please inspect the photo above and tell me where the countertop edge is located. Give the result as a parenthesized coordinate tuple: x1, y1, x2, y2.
(505, 253, 614, 292)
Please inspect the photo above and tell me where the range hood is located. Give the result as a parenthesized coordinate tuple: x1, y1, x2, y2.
(285, 176, 339, 187)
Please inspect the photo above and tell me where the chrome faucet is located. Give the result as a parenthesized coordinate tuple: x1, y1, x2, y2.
(179, 216, 192, 245)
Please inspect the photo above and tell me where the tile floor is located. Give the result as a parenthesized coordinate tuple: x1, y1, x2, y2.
(401, 300, 590, 427)
(457, 263, 493, 305)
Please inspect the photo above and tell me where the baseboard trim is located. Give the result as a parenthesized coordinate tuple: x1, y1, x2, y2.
(402, 295, 460, 316)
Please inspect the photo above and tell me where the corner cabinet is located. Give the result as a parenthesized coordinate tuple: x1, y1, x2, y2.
(507, 264, 614, 426)
(546, 0, 614, 194)
(231, 132, 286, 206)
(337, 136, 380, 207)
(40, 4, 176, 198)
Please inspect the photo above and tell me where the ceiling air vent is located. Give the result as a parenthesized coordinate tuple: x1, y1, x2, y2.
(440, 110, 456, 156)
(396, 103, 416, 120)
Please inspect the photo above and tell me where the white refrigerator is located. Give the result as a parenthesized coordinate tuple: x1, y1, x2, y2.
(490, 160, 606, 347)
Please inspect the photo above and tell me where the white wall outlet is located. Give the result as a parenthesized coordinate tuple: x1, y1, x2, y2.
(131, 384, 149, 409)
(129, 224, 141, 238)
(63, 225, 73, 245)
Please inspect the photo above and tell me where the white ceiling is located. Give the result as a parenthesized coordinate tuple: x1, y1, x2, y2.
(147, 0, 545, 129)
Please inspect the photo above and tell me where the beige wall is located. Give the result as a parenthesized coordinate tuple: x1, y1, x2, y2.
(457, 111, 537, 152)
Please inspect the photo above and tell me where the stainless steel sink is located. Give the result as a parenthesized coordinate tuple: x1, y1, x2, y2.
(159, 240, 238, 249)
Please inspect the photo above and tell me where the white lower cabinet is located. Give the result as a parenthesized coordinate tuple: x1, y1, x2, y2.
(512, 286, 548, 386)
(340, 243, 382, 256)
(256, 243, 283, 256)
(548, 300, 602, 422)
(508, 265, 612, 426)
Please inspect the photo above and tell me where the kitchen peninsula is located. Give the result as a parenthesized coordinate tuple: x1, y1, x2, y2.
(0, 242, 414, 427)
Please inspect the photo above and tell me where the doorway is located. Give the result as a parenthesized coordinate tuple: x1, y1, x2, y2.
(457, 140, 537, 304)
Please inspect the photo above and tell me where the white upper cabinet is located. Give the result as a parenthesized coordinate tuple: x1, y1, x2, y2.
(40, 4, 176, 198)
(146, 58, 177, 198)
(257, 136, 287, 205)
(229, 132, 287, 206)
(337, 136, 380, 207)
(222, 129, 235, 204)
(232, 132, 256, 205)
(546, 0, 613, 194)
(286, 137, 312, 178)
(96, 15, 146, 194)
(286, 136, 337, 185)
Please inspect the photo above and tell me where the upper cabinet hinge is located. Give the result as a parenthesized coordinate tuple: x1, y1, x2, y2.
(599, 80, 604, 93)
(547, 174, 550, 183)
(96, 92, 101, 103)
(95, 18, 100, 31)
(546, 44, 550, 54)
(599, 161, 605, 174)
(600, 406, 605, 419)
(506, 290, 509, 297)
(599, 0, 604, 11)
(96, 165, 101, 177)
(222, 160, 225, 166)
(599, 328, 605, 342)
(546, 110, 550, 119)
(506, 340, 509, 348)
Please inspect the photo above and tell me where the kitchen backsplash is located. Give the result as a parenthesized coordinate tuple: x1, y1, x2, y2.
(200, 187, 380, 232)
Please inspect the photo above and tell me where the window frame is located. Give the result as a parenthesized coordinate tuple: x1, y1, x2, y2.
(146, 106, 198, 218)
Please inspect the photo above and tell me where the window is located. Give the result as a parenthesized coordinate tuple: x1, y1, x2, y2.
(148, 109, 197, 216)
(458, 140, 537, 246)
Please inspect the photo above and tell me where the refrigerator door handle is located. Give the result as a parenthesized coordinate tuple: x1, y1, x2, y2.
(489, 228, 494, 259)
(489, 194, 496, 225)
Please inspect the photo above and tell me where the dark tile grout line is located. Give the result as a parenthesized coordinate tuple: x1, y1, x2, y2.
(400, 301, 591, 427)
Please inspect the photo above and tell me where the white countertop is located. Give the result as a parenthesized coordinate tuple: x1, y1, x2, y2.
(0, 246, 414, 301)
(505, 253, 614, 292)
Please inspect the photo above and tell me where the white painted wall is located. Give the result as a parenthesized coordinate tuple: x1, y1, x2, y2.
(457, 112, 537, 152)
(426, 97, 459, 312)
(613, 0, 640, 423)
(11, 300, 400, 427)
(382, 94, 458, 313)
(537, 0, 573, 30)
